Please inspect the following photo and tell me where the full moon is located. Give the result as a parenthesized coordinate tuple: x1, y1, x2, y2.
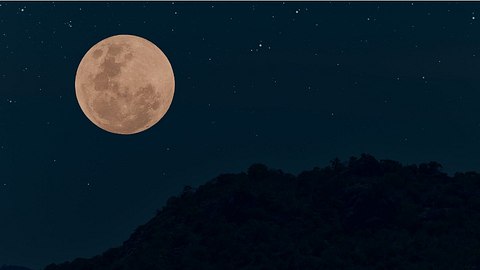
(75, 34, 175, 135)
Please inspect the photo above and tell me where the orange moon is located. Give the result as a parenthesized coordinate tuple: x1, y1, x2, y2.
(75, 34, 175, 135)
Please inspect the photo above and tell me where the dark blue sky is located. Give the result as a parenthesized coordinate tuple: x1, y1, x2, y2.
(1, 2, 480, 269)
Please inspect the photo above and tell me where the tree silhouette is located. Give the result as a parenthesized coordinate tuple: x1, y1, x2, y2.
(44, 154, 480, 270)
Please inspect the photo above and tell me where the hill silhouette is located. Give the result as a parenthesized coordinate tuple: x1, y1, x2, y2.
(45, 154, 480, 270)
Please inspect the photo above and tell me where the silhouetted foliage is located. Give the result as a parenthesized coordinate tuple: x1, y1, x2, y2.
(45, 154, 480, 270)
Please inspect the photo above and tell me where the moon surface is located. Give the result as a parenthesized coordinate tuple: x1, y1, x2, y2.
(75, 34, 175, 135)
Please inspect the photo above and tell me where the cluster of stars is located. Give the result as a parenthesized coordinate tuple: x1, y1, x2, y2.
(65, 20, 73, 28)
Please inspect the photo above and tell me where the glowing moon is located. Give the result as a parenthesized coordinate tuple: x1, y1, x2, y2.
(75, 34, 175, 135)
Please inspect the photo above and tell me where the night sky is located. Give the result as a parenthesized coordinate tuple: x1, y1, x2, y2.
(1, 2, 480, 269)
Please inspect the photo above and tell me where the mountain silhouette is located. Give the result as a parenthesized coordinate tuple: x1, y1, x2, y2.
(0, 265, 32, 270)
(45, 154, 480, 269)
